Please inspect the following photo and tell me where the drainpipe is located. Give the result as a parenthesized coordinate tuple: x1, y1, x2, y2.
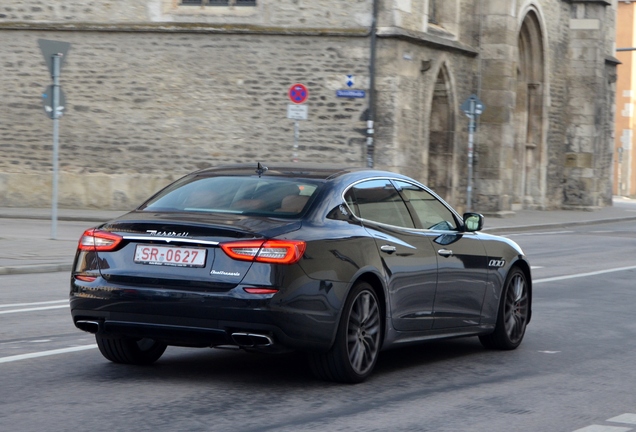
(367, 0, 379, 168)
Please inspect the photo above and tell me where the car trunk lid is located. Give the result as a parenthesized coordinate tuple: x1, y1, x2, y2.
(90, 211, 302, 291)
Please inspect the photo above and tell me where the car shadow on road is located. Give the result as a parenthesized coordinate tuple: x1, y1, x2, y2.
(76, 336, 498, 387)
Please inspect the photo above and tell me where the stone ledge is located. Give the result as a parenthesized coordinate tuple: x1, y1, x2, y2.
(376, 26, 478, 57)
(0, 172, 179, 210)
(0, 21, 370, 36)
(566, 0, 611, 5)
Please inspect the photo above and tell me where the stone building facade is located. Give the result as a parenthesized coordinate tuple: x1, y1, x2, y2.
(614, 1, 636, 197)
(0, 0, 618, 213)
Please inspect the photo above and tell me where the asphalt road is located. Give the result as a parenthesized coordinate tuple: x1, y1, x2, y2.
(2, 221, 636, 432)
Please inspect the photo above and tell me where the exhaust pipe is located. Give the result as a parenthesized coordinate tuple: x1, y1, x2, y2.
(231, 332, 274, 348)
(75, 320, 101, 334)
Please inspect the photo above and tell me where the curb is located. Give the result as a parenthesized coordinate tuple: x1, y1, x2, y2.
(0, 214, 117, 223)
(0, 263, 72, 276)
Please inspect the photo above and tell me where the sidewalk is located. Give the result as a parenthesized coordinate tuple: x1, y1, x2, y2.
(481, 196, 636, 233)
(1, 197, 636, 276)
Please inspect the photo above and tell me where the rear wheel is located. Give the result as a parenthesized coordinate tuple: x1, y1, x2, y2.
(96, 335, 167, 365)
(479, 267, 529, 350)
(309, 282, 382, 383)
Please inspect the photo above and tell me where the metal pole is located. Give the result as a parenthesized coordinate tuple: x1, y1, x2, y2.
(293, 120, 299, 163)
(366, 0, 379, 168)
(467, 100, 475, 212)
(51, 54, 61, 240)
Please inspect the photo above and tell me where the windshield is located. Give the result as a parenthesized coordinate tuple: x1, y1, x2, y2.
(140, 176, 321, 217)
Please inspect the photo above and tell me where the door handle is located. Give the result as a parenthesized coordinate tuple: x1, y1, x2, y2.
(380, 245, 397, 254)
(438, 249, 453, 257)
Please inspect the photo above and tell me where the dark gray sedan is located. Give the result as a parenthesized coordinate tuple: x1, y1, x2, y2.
(70, 164, 531, 383)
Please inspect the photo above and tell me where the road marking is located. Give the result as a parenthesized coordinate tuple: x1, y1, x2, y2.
(0, 305, 69, 315)
(531, 266, 543, 269)
(534, 265, 636, 285)
(609, 414, 636, 425)
(573, 426, 631, 432)
(0, 344, 97, 364)
(538, 351, 561, 354)
(0, 300, 67, 308)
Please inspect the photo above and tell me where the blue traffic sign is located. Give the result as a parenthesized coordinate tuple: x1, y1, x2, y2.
(336, 89, 366, 98)
(461, 94, 485, 116)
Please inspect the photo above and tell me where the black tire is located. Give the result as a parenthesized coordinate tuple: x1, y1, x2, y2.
(96, 335, 167, 365)
(479, 267, 529, 350)
(309, 282, 382, 383)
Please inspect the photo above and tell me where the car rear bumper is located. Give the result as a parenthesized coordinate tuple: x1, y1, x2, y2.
(70, 277, 345, 352)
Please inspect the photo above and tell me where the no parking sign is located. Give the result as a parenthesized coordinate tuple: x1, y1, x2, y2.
(288, 83, 309, 104)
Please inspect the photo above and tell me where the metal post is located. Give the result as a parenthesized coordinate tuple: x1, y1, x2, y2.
(51, 54, 61, 240)
(467, 100, 475, 212)
(293, 120, 299, 163)
(366, 0, 379, 168)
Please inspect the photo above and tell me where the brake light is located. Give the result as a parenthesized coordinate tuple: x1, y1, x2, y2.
(221, 239, 306, 264)
(74, 275, 97, 282)
(78, 229, 124, 252)
(244, 288, 279, 294)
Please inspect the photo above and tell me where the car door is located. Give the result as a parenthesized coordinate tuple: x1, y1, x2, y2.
(393, 180, 489, 329)
(344, 179, 438, 331)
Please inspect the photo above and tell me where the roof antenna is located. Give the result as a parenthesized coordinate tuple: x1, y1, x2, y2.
(256, 162, 268, 178)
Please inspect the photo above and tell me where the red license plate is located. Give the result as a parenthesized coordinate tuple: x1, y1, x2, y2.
(134, 245, 206, 267)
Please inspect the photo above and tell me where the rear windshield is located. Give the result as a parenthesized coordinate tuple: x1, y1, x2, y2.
(139, 176, 321, 217)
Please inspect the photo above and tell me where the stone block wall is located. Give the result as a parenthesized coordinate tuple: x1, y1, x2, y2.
(0, 29, 371, 209)
(0, 0, 374, 28)
(0, 0, 619, 212)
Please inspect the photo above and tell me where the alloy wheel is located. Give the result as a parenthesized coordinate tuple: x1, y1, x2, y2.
(504, 273, 529, 344)
(346, 290, 381, 376)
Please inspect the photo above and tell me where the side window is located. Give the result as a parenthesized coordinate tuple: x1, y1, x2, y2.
(344, 180, 415, 228)
(393, 181, 457, 231)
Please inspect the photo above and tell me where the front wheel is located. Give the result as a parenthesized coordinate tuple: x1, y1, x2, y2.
(96, 335, 167, 365)
(479, 267, 529, 350)
(309, 282, 382, 383)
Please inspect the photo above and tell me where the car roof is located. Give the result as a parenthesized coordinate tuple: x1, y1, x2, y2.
(193, 163, 368, 180)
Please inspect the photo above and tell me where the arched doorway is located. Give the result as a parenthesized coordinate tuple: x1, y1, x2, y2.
(513, 10, 545, 208)
(428, 64, 455, 203)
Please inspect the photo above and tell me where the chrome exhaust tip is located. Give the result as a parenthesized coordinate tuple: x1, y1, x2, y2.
(75, 320, 101, 334)
(231, 332, 274, 347)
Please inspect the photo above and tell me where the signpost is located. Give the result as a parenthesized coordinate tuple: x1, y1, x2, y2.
(38, 39, 71, 240)
(287, 83, 309, 162)
(460, 94, 485, 212)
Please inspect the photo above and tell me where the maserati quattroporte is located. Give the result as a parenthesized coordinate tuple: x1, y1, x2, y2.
(70, 164, 531, 383)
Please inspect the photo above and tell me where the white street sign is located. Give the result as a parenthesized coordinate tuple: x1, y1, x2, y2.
(287, 104, 308, 120)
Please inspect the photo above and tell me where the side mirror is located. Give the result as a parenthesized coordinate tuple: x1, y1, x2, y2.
(463, 212, 484, 232)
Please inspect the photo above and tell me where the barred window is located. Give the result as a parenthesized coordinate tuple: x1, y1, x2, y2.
(180, 0, 256, 5)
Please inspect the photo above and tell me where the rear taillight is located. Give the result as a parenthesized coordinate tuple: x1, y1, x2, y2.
(220, 239, 306, 265)
(78, 229, 124, 252)
(74, 275, 97, 282)
(243, 288, 279, 295)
